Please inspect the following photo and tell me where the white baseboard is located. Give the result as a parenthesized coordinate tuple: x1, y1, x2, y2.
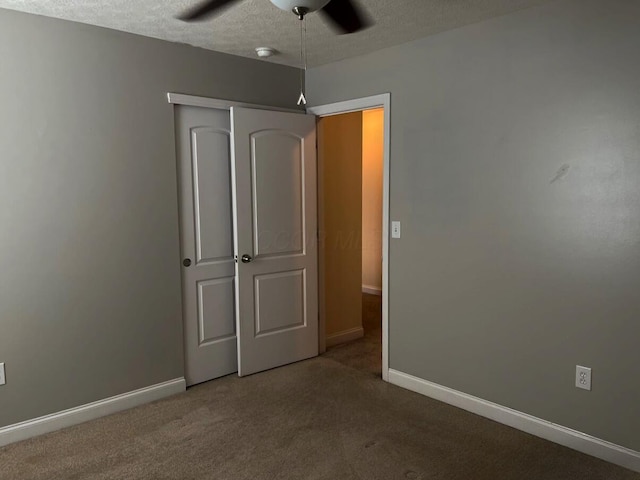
(362, 285, 382, 296)
(326, 326, 364, 348)
(388, 369, 640, 473)
(0, 378, 186, 448)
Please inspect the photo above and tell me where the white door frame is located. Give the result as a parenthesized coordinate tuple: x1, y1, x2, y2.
(307, 93, 391, 382)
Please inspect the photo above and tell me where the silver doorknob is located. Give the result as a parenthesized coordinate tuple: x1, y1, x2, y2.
(241, 254, 253, 263)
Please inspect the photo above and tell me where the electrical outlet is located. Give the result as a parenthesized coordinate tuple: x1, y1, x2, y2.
(576, 365, 591, 391)
(0, 363, 5, 386)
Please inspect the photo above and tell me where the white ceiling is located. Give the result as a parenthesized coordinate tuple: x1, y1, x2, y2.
(0, 0, 554, 67)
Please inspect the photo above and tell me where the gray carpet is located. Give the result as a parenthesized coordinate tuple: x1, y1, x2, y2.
(1, 294, 638, 479)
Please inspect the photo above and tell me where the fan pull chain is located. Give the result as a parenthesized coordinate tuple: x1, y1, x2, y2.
(297, 15, 307, 106)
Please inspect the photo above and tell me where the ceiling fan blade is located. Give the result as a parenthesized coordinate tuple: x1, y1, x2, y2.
(177, 0, 240, 22)
(319, 0, 371, 34)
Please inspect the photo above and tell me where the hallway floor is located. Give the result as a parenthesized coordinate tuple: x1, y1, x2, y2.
(323, 293, 382, 377)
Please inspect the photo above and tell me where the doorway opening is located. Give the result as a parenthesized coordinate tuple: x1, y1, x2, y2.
(313, 101, 388, 379)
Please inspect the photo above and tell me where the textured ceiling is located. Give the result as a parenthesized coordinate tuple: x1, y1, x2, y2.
(0, 0, 554, 67)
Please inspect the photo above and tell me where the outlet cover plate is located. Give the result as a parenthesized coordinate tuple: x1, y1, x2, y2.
(576, 365, 591, 391)
(0, 363, 5, 386)
(392, 221, 401, 239)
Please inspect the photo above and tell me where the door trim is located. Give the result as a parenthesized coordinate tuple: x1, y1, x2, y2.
(307, 93, 391, 382)
(167, 93, 302, 114)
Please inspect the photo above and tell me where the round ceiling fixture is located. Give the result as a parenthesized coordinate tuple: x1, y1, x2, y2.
(269, 0, 331, 14)
(255, 47, 277, 58)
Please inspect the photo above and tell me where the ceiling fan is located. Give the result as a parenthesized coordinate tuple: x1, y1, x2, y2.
(177, 0, 371, 34)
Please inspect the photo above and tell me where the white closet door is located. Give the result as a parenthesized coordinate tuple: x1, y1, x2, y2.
(175, 105, 237, 386)
(231, 107, 318, 377)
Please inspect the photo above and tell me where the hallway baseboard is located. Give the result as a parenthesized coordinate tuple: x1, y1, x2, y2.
(326, 327, 364, 347)
(362, 285, 382, 296)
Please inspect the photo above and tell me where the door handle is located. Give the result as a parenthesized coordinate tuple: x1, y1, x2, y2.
(241, 254, 253, 263)
(183, 258, 192, 267)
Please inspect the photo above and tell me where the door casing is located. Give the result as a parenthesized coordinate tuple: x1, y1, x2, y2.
(307, 94, 391, 383)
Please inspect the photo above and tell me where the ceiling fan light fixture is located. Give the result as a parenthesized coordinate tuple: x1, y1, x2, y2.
(179, 0, 370, 36)
(269, 0, 331, 14)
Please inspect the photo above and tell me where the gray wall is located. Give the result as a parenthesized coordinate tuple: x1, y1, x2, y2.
(308, 0, 640, 451)
(0, 8, 299, 427)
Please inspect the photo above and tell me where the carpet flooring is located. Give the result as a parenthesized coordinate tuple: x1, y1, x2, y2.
(1, 294, 638, 479)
